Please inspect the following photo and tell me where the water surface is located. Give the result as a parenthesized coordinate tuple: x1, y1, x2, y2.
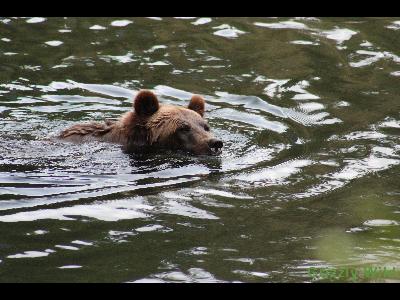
(0, 17, 400, 282)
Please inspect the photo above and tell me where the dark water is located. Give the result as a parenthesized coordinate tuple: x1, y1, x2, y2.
(0, 17, 400, 282)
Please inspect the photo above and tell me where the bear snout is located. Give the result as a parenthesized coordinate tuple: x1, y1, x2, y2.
(208, 138, 223, 150)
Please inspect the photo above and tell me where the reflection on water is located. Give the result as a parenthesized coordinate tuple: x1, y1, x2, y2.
(0, 17, 400, 282)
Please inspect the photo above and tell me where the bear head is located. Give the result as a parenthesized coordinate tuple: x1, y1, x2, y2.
(127, 90, 223, 155)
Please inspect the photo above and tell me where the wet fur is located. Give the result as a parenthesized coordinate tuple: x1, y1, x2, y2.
(60, 112, 151, 151)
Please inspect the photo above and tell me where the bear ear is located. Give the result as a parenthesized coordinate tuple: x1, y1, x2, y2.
(134, 90, 159, 117)
(188, 95, 205, 117)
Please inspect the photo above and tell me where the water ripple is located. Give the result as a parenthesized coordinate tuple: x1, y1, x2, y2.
(1, 17, 400, 283)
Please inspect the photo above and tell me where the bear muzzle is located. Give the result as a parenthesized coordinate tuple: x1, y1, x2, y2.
(208, 138, 223, 154)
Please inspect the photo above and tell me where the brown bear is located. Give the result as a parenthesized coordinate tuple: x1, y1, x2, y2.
(59, 90, 223, 155)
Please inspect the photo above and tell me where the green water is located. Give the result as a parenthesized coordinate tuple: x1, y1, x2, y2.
(0, 17, 399, 282)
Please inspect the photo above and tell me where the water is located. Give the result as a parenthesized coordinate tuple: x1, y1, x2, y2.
(0, 17, 399, 282)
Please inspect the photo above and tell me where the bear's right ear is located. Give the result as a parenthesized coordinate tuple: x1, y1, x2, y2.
(134, 90, 159, 117)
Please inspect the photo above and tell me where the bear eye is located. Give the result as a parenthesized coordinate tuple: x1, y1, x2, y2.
(204, 124, 210, 131)
(180, 124, 191, 132)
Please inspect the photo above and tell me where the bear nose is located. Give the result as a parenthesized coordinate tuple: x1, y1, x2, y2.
(208, 139, 223, 149)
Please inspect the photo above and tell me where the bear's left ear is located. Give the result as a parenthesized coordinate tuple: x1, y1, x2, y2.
(134, 90, 159, 117)
(188, 95, 205, 117)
